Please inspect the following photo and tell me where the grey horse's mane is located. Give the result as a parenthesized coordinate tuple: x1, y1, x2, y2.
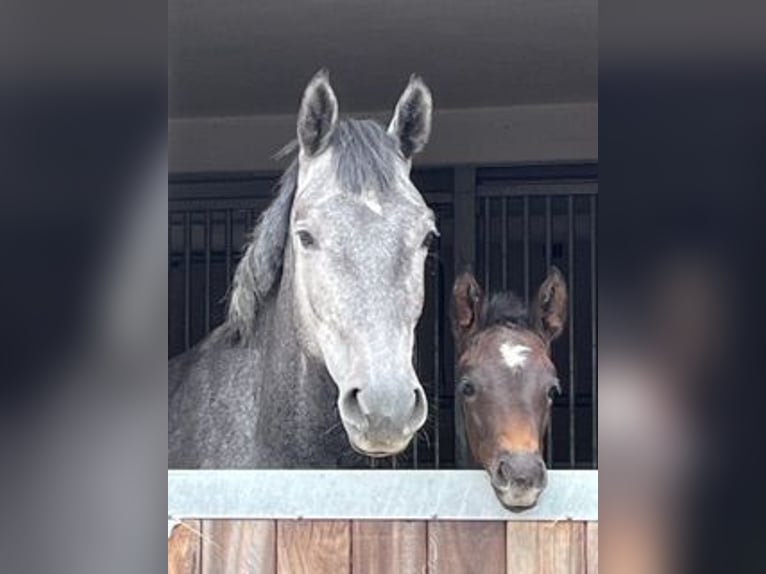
(226, 119, 401, 342)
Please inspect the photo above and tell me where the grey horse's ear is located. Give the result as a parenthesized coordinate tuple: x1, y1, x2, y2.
(388, 75, 433, 159)
(297, 69, 338, 157)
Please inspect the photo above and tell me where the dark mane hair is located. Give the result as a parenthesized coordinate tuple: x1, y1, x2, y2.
(225, 119, 402, 341)
(481, 292, 530, 330)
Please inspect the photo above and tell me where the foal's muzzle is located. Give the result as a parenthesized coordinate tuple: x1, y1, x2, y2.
(490, 452, 547, 509)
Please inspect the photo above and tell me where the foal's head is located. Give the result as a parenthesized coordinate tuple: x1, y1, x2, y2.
(451, 268, 567, 509)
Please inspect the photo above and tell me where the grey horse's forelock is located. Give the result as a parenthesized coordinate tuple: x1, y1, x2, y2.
(331, 119, 400, 193)
(277, 119, 400, 191)
(226, 119, 402, 342)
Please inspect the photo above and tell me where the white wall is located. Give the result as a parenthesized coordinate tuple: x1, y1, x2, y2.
(169, 102, 597, 173)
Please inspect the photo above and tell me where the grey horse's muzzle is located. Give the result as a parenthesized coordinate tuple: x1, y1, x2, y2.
(338, 380, 427, 456)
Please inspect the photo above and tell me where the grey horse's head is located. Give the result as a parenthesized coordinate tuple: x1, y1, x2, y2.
(230, 70, 435, 457)
(292, 71, 435, 456)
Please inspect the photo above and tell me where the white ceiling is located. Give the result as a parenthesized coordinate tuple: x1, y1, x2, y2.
(170, 0, 597, 118)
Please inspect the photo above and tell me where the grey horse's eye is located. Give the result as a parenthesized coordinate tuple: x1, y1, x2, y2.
(297, 230, 317, 249)
(547, 383, 561, 401)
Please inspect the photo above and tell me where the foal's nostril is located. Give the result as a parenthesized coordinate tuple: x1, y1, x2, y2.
(512, 475, 532, 489)
(492, 453, 546, 492)
(491, 456, 514, 489)
(497, 459, 512, 484)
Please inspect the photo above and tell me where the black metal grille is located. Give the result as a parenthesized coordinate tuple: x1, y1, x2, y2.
(475, 167, 598, 469)
(169, 165, 597, 470)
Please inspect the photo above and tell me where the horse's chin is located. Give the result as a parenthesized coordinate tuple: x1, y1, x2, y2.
(346, 433, 413, 458)
(494, 487, 544, 511)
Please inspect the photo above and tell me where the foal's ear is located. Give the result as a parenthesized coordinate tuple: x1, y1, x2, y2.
(451, 272, 485, 346)
(533, 267, 568, 344)
(388, 75, 433, 159)
(297, 69, 338, 157)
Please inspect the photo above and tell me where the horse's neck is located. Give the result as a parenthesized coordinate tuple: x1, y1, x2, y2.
(252, 280, 347, 466)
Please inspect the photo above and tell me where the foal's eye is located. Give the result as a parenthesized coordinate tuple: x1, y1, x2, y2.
(460, 380, 476, 397)
(296, 230, 317, 249)
(547, 385, 560, 401)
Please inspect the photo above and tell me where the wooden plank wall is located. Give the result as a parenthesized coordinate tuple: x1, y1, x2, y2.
(169, 520, 598, 573)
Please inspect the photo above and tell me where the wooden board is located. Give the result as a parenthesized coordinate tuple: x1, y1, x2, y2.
(169, 519, 596, 573)
(201, 520, 275, 574)
(427, 521, 506, 574)
(168, 520, 201, 574)
(277, 520, 350, 574)
(586, 522, 598, 574)
(352, 521, 426, 574)
(505, 521, 539, 573)
(507, 521, 585, 573)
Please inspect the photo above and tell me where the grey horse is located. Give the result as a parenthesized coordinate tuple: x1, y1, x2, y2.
(169, 71, 436, 468)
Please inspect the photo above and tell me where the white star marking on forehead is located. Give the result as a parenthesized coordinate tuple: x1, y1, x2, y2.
(360, 190, 383, 215)
(500, 343, 531, 370)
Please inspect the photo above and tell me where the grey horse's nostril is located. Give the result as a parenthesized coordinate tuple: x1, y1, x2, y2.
(340, 387, 367, 429)
(413, 388, 423, 412)
(409, 387, 427, 428)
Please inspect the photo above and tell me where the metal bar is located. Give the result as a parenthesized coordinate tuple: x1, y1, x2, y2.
(168, 470, 599, 523)
(183, 212, 191, 351)
(225, 210, 232, 284)
(483, 197, 491, 289)
(412, 338, 419, 469)
(420, 191, 454, 204)
(568, 196, 576, 467)
(545, 197, 553, 467)
(590, 195, 598, 468)
(523, 195, 530, 305)
(170, 197, 269, 212)
(476, 183, 598, 198)
(545, 195, 553, 267)
(170, 171, 282, 183)
(452, 167, 476, 469)
(501, 197, 508, 291)
(168, 182, 452, 210)
(168, 214, 174, 349)
(169, 188, 455, 209)
(433, 241, 441, 469)
(204, 210, 211, 333)
(170, 174, 280, 196)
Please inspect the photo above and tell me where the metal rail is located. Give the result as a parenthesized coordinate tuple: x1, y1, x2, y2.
(168, 469, 597, 524)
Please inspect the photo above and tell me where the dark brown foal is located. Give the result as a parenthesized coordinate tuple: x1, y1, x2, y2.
(451, 267, 567, 509)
